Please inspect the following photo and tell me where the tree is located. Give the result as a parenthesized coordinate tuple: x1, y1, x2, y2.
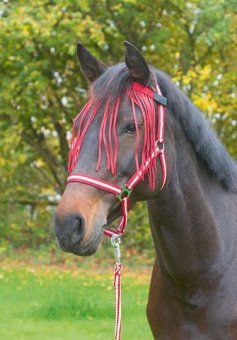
(0, 0, 236, 249)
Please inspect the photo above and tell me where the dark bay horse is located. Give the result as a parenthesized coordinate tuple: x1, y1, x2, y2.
(54, 42, 237, 339)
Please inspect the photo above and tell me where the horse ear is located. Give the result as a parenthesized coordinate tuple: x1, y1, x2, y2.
(77, 43, 107, 83)
(124, 41, 150, 85)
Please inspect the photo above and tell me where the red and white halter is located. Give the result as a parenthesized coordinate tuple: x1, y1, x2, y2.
(67, 81, 167, 340)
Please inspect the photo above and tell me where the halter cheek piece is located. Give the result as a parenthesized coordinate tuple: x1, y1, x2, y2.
(66, 82, 167, 239)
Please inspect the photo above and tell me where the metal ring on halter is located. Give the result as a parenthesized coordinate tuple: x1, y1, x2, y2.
(155, 140, 164, 151)
(111, 234, 121, 247)
(116, 185, 132, 202)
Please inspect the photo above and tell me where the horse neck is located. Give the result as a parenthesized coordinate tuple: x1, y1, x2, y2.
(148, 115, 235, 290)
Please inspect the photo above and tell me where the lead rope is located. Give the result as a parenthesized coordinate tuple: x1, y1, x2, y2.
(67, 144, 166, 340)
(67, 143, 166, 340)
(111, 235, 123, 340)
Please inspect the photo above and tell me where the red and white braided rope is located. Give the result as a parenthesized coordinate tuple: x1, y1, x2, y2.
(114, 262, 123, 340)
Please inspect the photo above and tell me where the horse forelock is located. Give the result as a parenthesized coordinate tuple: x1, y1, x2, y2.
(68, 64, 163, 190)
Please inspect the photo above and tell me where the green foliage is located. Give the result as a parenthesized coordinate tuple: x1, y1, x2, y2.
(0, 0, 236, 252)
(124, 202, 153, 252)
(0, 202, 54, 252)
(0, 265, 152, 339)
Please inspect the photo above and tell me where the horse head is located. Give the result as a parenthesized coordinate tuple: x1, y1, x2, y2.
(54, 42, 172, 256)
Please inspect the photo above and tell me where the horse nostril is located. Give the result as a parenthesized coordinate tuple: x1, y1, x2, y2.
(70, 215, 85, 244)
(54, 213, 85, 247)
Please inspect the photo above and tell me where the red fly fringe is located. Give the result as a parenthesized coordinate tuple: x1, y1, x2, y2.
(68, 84, 161, 190)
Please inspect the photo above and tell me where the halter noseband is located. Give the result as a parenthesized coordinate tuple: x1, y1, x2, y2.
(66, 81, 167, 239)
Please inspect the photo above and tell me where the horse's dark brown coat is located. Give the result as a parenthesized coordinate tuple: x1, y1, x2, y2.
(54, 42, 237, 339)
(147, 110, 237, 339)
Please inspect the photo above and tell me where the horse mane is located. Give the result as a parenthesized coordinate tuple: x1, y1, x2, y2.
(154, 69, 237, 192)
(89, 63, 237, 192)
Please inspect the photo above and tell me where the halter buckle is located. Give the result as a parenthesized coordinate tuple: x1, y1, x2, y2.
(116, 185, 132, 202)
(153, 92, 167, 106)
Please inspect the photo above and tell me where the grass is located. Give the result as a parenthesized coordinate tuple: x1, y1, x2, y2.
(0, 262, 153, 339)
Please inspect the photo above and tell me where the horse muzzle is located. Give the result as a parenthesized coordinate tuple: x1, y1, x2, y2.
(54, 212, 103, 256)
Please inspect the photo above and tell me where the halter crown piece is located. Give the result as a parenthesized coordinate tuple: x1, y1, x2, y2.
(66, 81, 167, 340)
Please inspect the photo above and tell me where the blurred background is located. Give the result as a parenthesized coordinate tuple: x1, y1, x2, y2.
(0, 0, 236, 339)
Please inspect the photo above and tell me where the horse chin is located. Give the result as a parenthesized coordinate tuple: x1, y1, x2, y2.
(70, 242, 101, 256)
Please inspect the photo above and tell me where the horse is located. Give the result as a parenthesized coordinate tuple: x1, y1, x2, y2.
(54, 41, 237, 339)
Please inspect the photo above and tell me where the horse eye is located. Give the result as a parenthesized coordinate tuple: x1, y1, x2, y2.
(123, 122, 137, 133)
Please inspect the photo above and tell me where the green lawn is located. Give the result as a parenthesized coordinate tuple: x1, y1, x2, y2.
(0, 263, 153, 339)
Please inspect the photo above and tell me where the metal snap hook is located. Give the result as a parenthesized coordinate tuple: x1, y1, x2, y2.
(111, 234, 121, 264)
